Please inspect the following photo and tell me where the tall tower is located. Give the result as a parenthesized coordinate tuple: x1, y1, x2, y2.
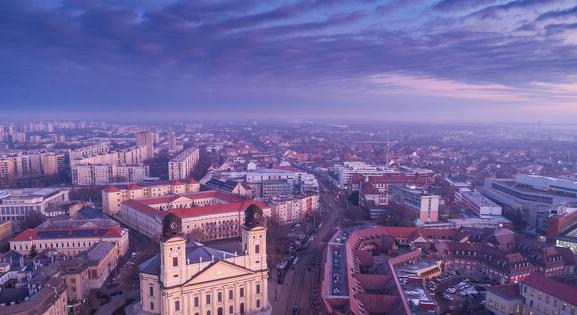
(159, 213, 187, 288)
(241, 205, 268, 271)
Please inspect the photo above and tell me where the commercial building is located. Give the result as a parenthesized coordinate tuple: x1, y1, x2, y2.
(390, 185, 439, 223)
(102, 179, 200, 216)
(331, 162, 432, 189)
(168, 147, 200, 180)
(137, 208, 269, 314)
(456, 188, 503, 215)
(118, 190, 270, 241)
(547, 204, 577, 238)
(0, 188, 69, 225)
(484, 175, 577, 225)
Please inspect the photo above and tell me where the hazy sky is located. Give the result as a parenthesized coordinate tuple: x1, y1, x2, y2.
(2, 0, 577, 122)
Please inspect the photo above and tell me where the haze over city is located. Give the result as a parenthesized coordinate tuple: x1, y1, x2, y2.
(4, 1, 577, 315)
(3, 0, 577, 122)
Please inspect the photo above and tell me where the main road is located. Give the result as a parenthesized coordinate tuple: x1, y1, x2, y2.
(270, 174, 345, 315)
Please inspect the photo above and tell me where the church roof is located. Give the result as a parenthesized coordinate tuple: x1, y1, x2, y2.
(138, 241, 242, 276)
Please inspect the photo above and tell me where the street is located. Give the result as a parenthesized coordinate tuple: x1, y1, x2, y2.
(270, 174, 345, 315)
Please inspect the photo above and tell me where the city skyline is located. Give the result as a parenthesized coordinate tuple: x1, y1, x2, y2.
(3, 0, 577, 122)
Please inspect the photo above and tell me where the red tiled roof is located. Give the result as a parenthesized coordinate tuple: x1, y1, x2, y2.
(522, 273, 577, 306)
(487, 284, 521, 300)
(104, 185, 120, 193)
(172, 200, 269, 219)
(127, 184, 142, 190)
(11, 226, 124, 241)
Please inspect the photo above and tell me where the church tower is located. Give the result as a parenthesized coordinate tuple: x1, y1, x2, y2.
(241, 205, 268, 271)
(160, 212, 187, 288)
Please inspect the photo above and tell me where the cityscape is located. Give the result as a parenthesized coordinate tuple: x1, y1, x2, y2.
(2, 1, 577, 315)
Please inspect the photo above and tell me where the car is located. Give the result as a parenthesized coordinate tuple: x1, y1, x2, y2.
(293, 257, 299, 265)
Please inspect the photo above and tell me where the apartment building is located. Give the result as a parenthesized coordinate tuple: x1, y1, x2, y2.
(168, 147, 199, 180)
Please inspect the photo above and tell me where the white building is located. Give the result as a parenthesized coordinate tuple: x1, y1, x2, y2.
(0, 188, 69, 224)
(168, 147, 200, 180)
(270, 194, 319, 224)
(332, 161, 394, 187)
(456, 189, 503, 216)
(72, 164, 150, 186)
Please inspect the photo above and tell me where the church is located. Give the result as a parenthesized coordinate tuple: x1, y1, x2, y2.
(138, 205, 270, 315)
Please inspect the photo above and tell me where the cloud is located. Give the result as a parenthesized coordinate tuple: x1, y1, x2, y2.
(1, 0, 577, 121)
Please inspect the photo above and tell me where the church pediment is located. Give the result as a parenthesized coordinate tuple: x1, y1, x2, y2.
(185, 260, 254, 286)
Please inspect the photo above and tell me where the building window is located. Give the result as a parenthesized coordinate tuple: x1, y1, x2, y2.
(229, 306, 234, 314)
(206, 294, 211, 304)
(173, 257, 178, 267)
(194, 296, 199, 307)
(240, 287, 244, 297)
(255, 244, 260, 254)
(229, 290, 233, 300)
(256, 284, 260, 294)
(149, 286, 154, 297)
(150, 302, 154, 311)
(218, 292, 222, 302)
(256, 299, 260, 308)
(175, 300, 180, 311)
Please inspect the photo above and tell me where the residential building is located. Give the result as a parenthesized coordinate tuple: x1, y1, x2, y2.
(270, 194, 319, 224)
(485, 284, 523, 315)
(136, 130, 155, 159)
(71, 164, 150, 186)
(138, 208, 269, 314)
(62, 241, 125, 312)
(520, 273, 577, 315)
(168, 147, 200, 180)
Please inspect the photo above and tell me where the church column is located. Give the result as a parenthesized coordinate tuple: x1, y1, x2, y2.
(211, 287, 217, 315)
(262, 275, 269, 309)
(199, 289, 205, 315)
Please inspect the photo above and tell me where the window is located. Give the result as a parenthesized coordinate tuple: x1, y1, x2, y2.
(173, 257, 178, 267)
(256, 299, 260, 308)
(150, 302, 154, 311)
(194, 296, 199, 307)
(229, 290, 233, 300)
(240, 287, 244, 297)
(175, 300, 180, 311)
(218, 292, 222, 302)
(206, 294, 211, 304)
(229, 306, 234, 314)
(149, 286, 154, 297)
(207, 311, 211, 315)
(256, 284, 260, 294)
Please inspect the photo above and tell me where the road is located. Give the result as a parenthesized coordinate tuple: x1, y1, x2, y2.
(270, 174, 345, 315)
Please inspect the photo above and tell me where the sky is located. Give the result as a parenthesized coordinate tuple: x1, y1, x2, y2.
(2, 0, 577, 122)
